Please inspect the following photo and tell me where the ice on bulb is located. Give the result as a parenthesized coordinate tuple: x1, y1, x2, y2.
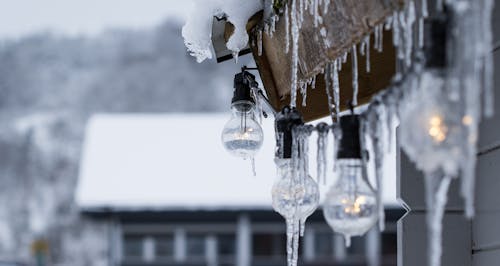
(271, 159, 319, 220)
(272, 158, 319, 266)
(221, 100, 264, 159)
(323, 159, 378, 246)
(399, 71, 467, 176)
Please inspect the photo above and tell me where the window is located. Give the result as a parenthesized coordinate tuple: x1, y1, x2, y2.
(154, 234, 174, 259)
(186, 233, 206, 260)
(217, 233, 236, 266)
(123, 234, 143, 259)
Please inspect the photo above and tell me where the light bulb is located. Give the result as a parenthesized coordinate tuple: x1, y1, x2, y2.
(399, 70, 470, 175)
(323, 159, 377, 245)
(271, 158, 319, 220)
(221, 100, 263, 159)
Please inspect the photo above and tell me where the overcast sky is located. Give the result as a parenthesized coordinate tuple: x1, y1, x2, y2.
(0, 0, 193, 39)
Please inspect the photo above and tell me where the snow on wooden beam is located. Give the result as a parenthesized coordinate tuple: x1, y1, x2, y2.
(247, 0, 403, 121)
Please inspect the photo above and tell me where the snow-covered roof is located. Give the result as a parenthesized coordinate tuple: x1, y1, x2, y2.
(76, 114, 399, 212)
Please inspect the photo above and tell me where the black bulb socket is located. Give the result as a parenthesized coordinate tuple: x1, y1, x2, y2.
(232, 71, 255, 109)
(337, 114, 362, 159)
(423, 9, 450, 68)
(275, 106, 304, 159)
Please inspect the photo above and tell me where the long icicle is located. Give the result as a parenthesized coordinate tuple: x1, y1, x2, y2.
(290, 0, 299, 108)
(351, 45, 359, 106)
(285, 5, 290, 53)
(333, 60, 341, 119)
(365, 35, 371, 73)
(425, 173, 452, 266)
(324, 63, 336, 123)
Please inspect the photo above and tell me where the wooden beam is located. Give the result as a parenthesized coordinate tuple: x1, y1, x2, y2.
(248, 0, 402, 121)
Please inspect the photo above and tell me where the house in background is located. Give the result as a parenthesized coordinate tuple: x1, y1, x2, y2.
(76, 114, 405, 266)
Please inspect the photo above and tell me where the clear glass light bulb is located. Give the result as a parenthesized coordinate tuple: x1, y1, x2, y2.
(221, 100, 263, 159)
(272, 159, 319, 220)
(323, 159, 377, 245)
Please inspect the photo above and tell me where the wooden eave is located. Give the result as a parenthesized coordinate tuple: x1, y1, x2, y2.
(245, 0, 404, 121)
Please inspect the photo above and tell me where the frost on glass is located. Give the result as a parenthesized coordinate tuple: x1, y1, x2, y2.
(272, 125, 319, 266)
(323, 159, 378, 247)
(221, 100, 264, 169)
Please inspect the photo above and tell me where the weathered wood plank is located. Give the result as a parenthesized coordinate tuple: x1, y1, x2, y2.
(249, 0, 402, 121)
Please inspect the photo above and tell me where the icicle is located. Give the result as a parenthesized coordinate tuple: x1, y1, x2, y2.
(324, 63, 336, 123)
(299, 0, 304, 25)
(404, 1, 416, 67)
(251, 157, 256, 176)
(385, 15, 393, 30)
(351, 45, 359, 106)
(232, 51, 239, 63)
(397, 11, 406, 61)
(333, 60, 340, 118)
(370, 107, 386, 232)
(331, 125, 341, 172)
(311, 76, 316, 89)
(374, 25, 380, 51)
(257, 30, 263, 56)
(392, 10, 400, 48)
(316, 123, 329, 185)
(300, 81, 308, 107)
(286, 219, 293, 266)
(365, 35, 371, 73)
(418, 18, 424, 49)
(285, 6, 290, 54)
(360, 38, 366, 56)
(378, 25, 383, 52)
(313, 0, 319, 27)
(290, 0, 300, 108)
(482, 0, 494, 117)
(422, 0, 429, 18)
(299, 218, 306, 237)
(344, 234, 351, 247)
(323, 0, 330, 14)
(425, 173, 451, 266)
(292, 219, 300, 266)
(342, 52, 348, 63)
(461, 148, 476, 218)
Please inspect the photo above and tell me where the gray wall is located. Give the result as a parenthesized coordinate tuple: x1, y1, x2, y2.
(471, 2, 500, 265)
(398, 3, 500, 266)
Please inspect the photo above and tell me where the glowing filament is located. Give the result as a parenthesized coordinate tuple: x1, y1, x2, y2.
(342, 196, 367, 215)
(428, 115, 447, 142)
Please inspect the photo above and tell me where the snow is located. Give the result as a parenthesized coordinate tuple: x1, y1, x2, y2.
(182, 0, 263, 63)
(76, 114, 400, 211)
(77, 114, 275, 211)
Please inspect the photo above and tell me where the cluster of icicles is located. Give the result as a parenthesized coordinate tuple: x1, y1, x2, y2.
(259, 0, 494, 266)
(272, 124, 320, 266)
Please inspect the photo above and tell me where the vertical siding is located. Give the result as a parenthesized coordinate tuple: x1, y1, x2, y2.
(397, 151, 472, 266)
(398, 2, 499, 265)
(472, 2, 500, 262)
